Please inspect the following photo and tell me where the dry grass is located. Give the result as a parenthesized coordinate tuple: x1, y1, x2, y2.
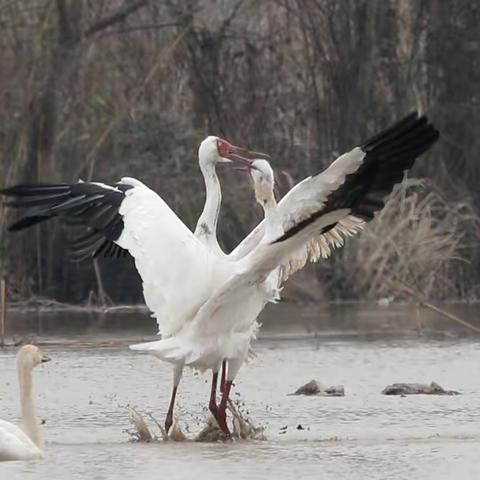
(337, 179, 480, 299)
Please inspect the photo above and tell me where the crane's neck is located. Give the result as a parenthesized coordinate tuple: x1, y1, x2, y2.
(195, 162, 224, 255)
(18, 364, 43, 449)
(258, 195, 284, 294)
(260, 196, 283, 242)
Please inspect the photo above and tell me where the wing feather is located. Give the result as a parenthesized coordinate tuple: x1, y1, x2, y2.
(232, 112, 438, 280)
(194, 113, 439, 330)
(230, 148, 367, 276)
(1, 177, 218, 337)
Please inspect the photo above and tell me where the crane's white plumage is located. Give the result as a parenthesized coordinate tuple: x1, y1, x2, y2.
(116, 176, 223, 337)
(230, 148, 367, 279)
(1, 112, 439, 433)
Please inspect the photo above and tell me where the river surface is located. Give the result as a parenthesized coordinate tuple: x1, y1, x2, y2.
(0, 303, 479, 479)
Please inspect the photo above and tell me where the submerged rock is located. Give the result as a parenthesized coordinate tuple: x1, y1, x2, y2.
(382, 381, 460, 396)
(290, 380, 345, 397)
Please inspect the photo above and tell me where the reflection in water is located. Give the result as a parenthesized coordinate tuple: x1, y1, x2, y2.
(0, 305, 479, 479)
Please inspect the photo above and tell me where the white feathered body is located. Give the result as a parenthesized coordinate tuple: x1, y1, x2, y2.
(119, 177, 283, 370)
(130, 264, 278, 371)
(117, 178, 231, 338)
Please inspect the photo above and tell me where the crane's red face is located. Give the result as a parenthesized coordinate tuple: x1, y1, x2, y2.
(217, 139, 234, 159)
(216, 138, 270, 165)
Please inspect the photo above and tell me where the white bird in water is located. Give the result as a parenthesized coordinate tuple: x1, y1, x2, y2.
(0, 136, 266, 434)
(0, 345, 50, 462)
(1, 112, 439, 434)
(130, 112, 439, 432)
(192, 137, 269, 423)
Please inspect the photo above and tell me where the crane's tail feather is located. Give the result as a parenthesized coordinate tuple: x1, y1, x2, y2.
(129, 338, 203, 366)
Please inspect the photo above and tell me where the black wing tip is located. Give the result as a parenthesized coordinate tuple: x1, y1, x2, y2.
(274, 112, 440, 246)
(7, 215, 52, 232)
(0, 184, 71, 196)
(0, 186, 20, 196)
(361, 111, 439, 153)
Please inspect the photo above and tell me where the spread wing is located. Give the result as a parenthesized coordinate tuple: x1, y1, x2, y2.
(194, 112, 439, 332)
(231, 112, 436, 280)
(1, 177, 216, 337)
(229, 150, 368, 269)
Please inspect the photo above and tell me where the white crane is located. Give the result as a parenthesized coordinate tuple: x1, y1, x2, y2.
(1, 112, 439, 434)
(130, 112, 439, 433)
(193, 137, 269, 423)
(0, 136, 264, 434)
(169, 137, 269, 430)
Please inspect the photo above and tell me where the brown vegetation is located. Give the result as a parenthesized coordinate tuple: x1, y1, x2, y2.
(0, 1, 478, 303)
(326, 180, 480, 300)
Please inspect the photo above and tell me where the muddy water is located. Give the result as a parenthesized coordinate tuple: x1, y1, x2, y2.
(1, 304, 479, 479)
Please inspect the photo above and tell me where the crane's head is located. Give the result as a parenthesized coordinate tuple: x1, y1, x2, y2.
(229, 156, 275, 205)
(249, 159, 274, 185)
(198, 136, 269, 169)
(249, 159, 275, 204)
(17, 344, 51, 371)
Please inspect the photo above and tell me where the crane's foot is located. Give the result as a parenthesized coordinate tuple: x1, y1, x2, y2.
(165, 415, 173, 435)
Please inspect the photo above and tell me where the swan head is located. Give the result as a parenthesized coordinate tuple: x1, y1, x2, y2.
(198, 136, 270, 170)
(17, 344, 51, 371)
(249, 159, 275, 206)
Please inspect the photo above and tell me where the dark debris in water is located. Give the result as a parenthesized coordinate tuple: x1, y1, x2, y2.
(290, 379, 345, 396)
(382, 381, 460, 395)
(278, 424, 310, 434)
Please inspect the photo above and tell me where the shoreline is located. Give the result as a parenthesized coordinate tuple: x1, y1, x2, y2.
(5, 298, 480, 314)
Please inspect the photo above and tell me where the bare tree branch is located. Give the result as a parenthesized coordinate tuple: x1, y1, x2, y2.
(85, 0, 149, 38)
(218, 0, 245, 37)
(96, 22, 180, 38)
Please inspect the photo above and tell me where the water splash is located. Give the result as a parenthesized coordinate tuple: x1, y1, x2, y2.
(127, 406, 156, 442)
(126, 394, 265, 443)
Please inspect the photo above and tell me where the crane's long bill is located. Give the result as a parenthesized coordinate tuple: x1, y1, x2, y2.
(228, 154, 260, 172)
(229, 146, 270, 160)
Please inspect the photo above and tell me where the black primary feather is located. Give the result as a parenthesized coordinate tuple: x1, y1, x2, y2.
(1, 181, 134, 261)
(275, 112, 439, 243)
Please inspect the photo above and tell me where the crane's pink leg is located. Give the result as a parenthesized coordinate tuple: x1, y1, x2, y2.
(216, 380, 233, 435)
(220, 360, 227, 393)
(165, 364, 183, 434)
(209, 370, 219, 420)
(165, 386, 177, 434)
